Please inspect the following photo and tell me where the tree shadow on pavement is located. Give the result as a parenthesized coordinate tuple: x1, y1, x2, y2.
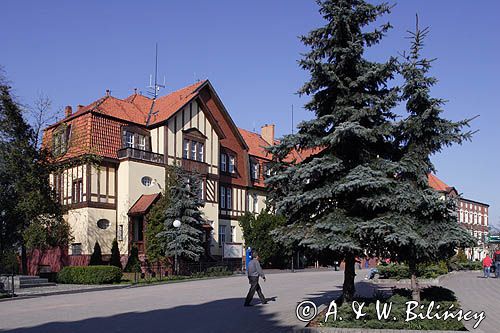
(1, 297, 294, 333)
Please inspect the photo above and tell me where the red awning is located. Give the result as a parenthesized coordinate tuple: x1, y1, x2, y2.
(128, 193, 161, 216)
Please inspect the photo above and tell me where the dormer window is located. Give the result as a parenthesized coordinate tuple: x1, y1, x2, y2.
(220, 151, 236, 174)
(221, 153, 227, 172)
(122, 128, 149, 151)
(53, 124, 71, 156)
(181, 129, 206, 163)
(251, 160, 260, 180)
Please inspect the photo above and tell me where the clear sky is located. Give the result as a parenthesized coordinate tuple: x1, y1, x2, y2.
(1, 1, 498, 227)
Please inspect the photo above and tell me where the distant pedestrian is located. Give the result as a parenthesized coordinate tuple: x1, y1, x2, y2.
(355, 257, 362, 270)
(494, 249, 500, 278)
(364, 257, 370, 269)
(482, 254, 493, 278)
(244, 251, 267, 306)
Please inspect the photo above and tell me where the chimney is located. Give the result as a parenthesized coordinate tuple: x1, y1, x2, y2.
(64, 105, 72, 118)
(261, 124, 275, 145)
(105, 89, 111, 96)
(77, 105, 84, 112)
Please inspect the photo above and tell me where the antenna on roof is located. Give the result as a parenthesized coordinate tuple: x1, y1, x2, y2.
(146, 43, 164, 125)
(146, 43, 166, 99)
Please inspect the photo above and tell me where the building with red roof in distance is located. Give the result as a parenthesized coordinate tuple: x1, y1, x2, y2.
(428, 174, 489, 260)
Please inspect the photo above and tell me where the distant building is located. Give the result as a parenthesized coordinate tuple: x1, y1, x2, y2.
(428, 174, 489, 260)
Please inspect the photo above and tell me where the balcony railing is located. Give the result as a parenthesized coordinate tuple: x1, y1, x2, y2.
(118, 147, 164, 164)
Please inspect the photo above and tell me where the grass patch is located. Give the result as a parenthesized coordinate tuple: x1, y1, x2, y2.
(316, 286, 467, 331)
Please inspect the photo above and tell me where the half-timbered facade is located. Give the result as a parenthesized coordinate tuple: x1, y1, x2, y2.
(42, 80, 275, 260)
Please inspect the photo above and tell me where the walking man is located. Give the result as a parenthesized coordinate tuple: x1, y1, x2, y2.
(244, 251, 267, 306)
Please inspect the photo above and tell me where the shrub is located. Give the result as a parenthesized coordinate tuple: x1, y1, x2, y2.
(57, 266, 122, 284)
(124, 246, 141, 272)
(205, 266, 232, 277)
(110, 239, 122, 269)
(89, 242, 103, 265)
(378, 262, 448, 280)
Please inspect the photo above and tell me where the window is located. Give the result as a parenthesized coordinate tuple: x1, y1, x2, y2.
(218, 225, 226, 245)
(252, 194, 258, 213)
(228, 156, 235, 173)
(459, 210, 463, 223)
(137, 135, 146, 151)
(220, 186, 226, 209)
(53, 125, 71, 156)
(197, 142, 204, 162)
(141, 176, 153, 187)
(72, 179, 83, 204)
(251, 162, 259, 180)
(118, 225, 124, 241)
(199, 179, 205, 201)
(227, 187, 232, 209)
(190, 141, 197, 160)
(183, 139, 189, 159)
(264, 163, 271, 177)
(465, 213, 469, 224)
(220, 153, 227, 172)
(71, 243, 82, 256)
(125, 131, 134, 148)
(97, 219, 110, 230)
(230, 226, 235, 243)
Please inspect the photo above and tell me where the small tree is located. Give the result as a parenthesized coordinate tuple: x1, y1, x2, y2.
(145, 193, 170, 264)
(124, 245, 141, 273)
(110, 239, 122, 269)
(157, 166, 205, 264)
(89, 242, 103, 265)
(239, 211, 288, 268)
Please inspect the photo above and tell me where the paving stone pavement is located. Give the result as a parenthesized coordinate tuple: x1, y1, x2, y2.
(0, 269, 373, 333)
(441, 271, 500, 333)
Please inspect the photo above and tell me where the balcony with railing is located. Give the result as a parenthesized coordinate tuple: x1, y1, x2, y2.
(117, 147, 164, 164)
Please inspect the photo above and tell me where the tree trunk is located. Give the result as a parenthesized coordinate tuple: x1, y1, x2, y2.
(342, 254, 356, 302)
(21, 244, 27, 275)
(409, 261, 420, 302)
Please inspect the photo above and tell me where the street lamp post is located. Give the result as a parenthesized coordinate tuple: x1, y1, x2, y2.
(173, 219, 181, 275)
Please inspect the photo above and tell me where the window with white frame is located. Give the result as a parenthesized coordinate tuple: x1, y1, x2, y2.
(183, 139, 189, 159)
(190, 141, 196, 160)
(227, 187, 232, 209)
(230, 226, 235, 242)
(71, 243, 82, 256)
(220, 153, 227, 172)
(218, 225, 226, 245)
(252, 193, 258, 213)
(220, 186, 226, 209)
(118, 225, 123, 241)
(228, 156, 235, 173)
(251, 161, 259, 180)
(459, 210, 463, 223)
(197, 142, 204, 162)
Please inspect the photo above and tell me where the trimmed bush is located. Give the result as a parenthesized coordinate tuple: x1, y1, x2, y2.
(110, 239, 122, 269)
(57, 266, 122, 284)
(124, 246, 141, 273)
(378, 262, 448, 280)
(89, 242, 103, 265)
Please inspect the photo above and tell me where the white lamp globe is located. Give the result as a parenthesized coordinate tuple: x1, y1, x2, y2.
(173, 219, 181, 228)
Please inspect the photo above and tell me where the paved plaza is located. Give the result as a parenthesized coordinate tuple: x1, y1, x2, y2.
(0, 270, 498, 333)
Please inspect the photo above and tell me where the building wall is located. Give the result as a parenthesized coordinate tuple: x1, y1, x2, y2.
(458, 199, 489, 260)
(116, 160, 165, 254)
(66, 207, 116, 255)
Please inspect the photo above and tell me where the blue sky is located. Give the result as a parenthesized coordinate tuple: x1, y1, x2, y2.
(1, 1, 499, 227)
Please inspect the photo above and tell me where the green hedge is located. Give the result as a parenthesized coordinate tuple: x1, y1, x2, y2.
(378, 262, 448, 280)
(58, 266, 122, 284)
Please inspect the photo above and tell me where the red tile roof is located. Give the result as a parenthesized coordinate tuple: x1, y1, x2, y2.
(43, 81, 208, 162)
(129, 193, 161, 215)
(238, 128, 272, 160)
(428, 173, 454, 192)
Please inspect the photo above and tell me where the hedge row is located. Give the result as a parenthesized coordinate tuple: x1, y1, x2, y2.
(57, 266, 122, 284)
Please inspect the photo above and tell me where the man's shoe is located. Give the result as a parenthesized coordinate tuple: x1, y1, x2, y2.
(261, 301, 268, 304)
